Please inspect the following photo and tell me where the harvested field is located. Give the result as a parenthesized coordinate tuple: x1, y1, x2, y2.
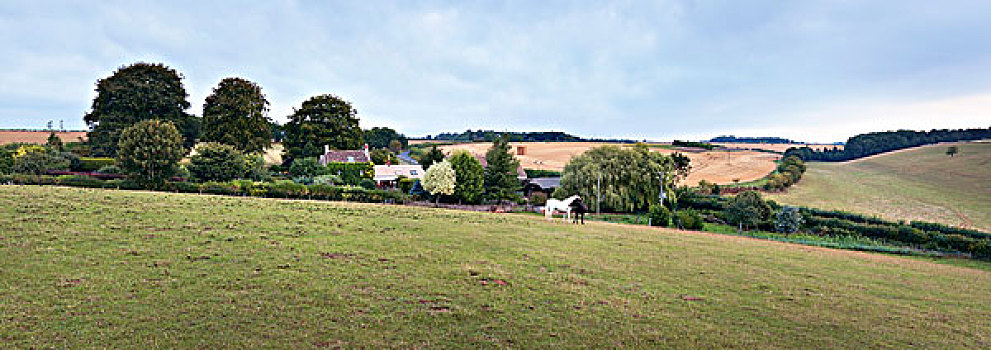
(0, 130, 88, 145)
(439, 142, 780, 185)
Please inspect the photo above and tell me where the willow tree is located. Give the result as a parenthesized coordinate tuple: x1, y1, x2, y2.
(559, 144, 677, 212)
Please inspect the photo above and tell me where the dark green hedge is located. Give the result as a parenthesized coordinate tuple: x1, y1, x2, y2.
(75, 157, 115, 172)
(0, 175, 408, 204)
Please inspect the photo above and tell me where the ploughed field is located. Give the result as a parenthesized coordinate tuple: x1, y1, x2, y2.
(2, 186, 990, 348)
(769, 141, 991, 232)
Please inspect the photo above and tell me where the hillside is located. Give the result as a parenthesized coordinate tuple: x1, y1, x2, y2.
(2, 186, 989, 348)
(0, 130, 88, 145)
(769, 141, 991, 232)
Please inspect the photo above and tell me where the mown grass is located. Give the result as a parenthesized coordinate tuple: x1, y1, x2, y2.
(2, 186, 990, 348)
(768, 142, 991, 232)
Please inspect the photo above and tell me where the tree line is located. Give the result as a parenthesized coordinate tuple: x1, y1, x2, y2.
(784, 128, 991, 162)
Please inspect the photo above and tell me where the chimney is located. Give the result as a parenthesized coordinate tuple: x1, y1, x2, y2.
(324, 145, 330, 154)
(363, 144, 370, 161)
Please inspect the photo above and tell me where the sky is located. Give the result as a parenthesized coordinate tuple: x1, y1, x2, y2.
(1, 1, 990, 143)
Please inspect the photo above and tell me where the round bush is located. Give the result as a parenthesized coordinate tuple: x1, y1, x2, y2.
(189, 142, 248, 182)
(648, 205, 672, 227)
(675, 209, 705, 230)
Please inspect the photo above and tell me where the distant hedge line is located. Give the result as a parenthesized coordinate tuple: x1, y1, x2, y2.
(679, 193, 991, 260)
(0, 174, 408, 204)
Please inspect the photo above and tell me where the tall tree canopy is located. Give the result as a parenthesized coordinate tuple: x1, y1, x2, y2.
(364, 127, 408, 150)
(419, 145, 445, 170)
(448, 150, 484, 204)
(559, 144, 676, 212)
(483, 135, 521, 201)
(116, 119, 186, 188)
(283, 94, 363, 162)
(84, 62, 198, 156)
(201, 77, 272, 153)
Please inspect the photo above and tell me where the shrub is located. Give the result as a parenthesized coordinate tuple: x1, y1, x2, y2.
(529, 192, 548, 206)
(12, 150, 71, 175)
(359, 178, 377, 190)
(398, 177, 416, 194)
(116, 119, 186, 187)
(324, 162, 373, 185)
(244, 153, 271, 182)
(648, 205, 672, 227)
(189, 142, 248, 182)
(76, 157, 116, 172)
(0, 148, 12, 174)
(724, 191, 771, 231)
(675, 209, 705, 230)
(313, 174, 342, 185)
(96, 165, 123, 174)
(289, 157, 327, 178)
(449, 150, 484, 204)
(775, 206, 804, 234)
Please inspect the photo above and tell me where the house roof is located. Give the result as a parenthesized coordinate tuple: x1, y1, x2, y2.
(374, 165, 425, 181)
(473, 154, 527, 179)
(320, 150, 370, 164)
(527, 177, 561, 189)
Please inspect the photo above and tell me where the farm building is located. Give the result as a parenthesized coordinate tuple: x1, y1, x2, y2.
(373, 164, 424, 189)
(318, 144, 371, 166)
(524, 177, 561, 197)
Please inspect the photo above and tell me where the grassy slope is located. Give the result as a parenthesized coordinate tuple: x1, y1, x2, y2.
(2, 186, 990, 348)
(768, 142, 991, 232)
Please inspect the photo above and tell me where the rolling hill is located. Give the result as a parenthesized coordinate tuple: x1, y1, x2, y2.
(2, 185, 989, 348)
(768, 141, 991, 232)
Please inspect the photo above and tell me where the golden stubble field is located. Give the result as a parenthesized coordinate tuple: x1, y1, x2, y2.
(0, 130, 88, 145)
(437, 142, 781, 185)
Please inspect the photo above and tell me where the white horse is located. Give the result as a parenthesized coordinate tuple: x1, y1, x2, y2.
(544, 195, 580, 223)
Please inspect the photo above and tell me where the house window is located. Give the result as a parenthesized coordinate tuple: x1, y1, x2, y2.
(347, 156, 354, 162)
(410, 170, 418, 176)
(395, 170, 402, 175)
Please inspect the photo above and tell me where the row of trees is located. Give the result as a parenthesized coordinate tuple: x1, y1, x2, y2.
(785, 128, 991, 162)
(420, 136, 522, 204)
(82, 62, 408, 166)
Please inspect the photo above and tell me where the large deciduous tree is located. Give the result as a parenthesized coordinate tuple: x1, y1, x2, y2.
(201, 77, 272, 153)
(84, 62, 199, 156)
(483, 135, 521, 202)
(116, 119, 186, 188)
(283, 94, 363, 163)
(724, 191, 772, 231)
(448, 150, 484, 204)
(559, 144, 676, 212)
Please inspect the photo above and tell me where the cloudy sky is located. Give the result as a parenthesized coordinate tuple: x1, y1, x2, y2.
(1, 1, 989, 142)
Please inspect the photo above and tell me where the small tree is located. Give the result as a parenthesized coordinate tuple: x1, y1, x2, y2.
(483, 135, 522, 202)
(116, 119, 186, 187)
(724, 190, 771, 231)
(449, 150, 484, 204)
(422, 159, 455, 203)
(775, 206, 804, 235)
(188, 142, 248, 182)
(946, 146, 959, 157)
(388, 139, 403, 153)
(46, 132, 63, 152)
(369, 148, 398, 165)
(419, 145, 445, 170)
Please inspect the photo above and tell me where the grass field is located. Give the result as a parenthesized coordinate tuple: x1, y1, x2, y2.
(768, 142, 991, 232)
(2, 186, 990, 348)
